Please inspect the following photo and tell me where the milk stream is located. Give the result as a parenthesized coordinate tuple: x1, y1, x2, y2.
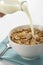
(21, 2, 35, 37)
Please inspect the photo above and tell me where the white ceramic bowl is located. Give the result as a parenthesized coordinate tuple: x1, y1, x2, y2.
(8, 25, 43, 60)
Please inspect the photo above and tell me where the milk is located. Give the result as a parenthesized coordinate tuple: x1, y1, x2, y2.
(21, 2, 35, 37)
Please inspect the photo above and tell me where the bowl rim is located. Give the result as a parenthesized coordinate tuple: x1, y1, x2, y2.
(8, 25, 43, 46)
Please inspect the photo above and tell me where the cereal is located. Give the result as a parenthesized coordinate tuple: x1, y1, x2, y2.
(26, 32, 32, 40)
(10, 28, 43, 45)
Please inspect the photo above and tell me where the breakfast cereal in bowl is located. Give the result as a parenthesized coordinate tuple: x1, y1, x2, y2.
(8, 25, 43, 60)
